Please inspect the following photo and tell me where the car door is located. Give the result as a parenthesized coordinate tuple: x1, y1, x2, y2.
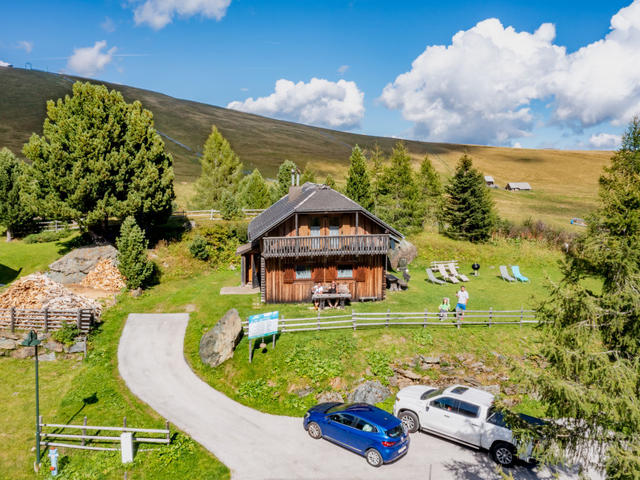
(454, 400, 482, 446)
(325, 413, 359, 451)
(422, 396, 459, 435)
(349, 416, 379, 453)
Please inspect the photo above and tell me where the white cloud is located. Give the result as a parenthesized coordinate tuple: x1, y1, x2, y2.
(132, 0, 231, 30)
(18, 41, 33, 53)
(588, 133, 621, 149)
(0, 60, 11, 67)
(337, 64, 349, 75)
(380, 0, 640, 145)
(101, 16, 116, 33)
(513, 142, 523, 148)
(67, 41, 116, 77)
(228, 78, 365, 130)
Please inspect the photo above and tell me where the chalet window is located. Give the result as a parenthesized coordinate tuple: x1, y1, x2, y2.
(310, 217, 321, 236)
(295, 265, 312, 280)
(337, 265, 353, 278)
(329, 217, 340, 236)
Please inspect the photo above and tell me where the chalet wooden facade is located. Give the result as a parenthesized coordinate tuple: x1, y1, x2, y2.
(237, 183, 403, 303)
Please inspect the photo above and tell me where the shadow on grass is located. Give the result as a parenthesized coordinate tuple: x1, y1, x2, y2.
(0, 264, 21, 284)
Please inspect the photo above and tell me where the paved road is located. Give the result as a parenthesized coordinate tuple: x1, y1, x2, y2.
(118, 313, 587, 480)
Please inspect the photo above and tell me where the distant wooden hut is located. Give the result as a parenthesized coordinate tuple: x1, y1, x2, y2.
(484, 176, 497, 188)
(505, 182, 531, 191)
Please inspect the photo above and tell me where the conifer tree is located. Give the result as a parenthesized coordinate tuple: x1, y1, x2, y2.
(324, 174, 336, 189)
(441, 154, 495, 242)
(369, 143, 385, 213)
(517, 117, 640, 477)
(23, 82, 175, 235)
(300, 166, 316, 184)
(116, 216, 155, 290)
(417, 155, 443, 226)
(0, 148, 36, 241)
(191, 126, 243, 209)
(276, 160, 298, 198)
(344, 145, 374, 211)
(238, 169, 271, 209)
(376, 142, 422, 231)
(220, 190, 243, 220)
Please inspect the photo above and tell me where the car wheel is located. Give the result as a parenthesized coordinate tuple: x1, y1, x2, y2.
(398, 410, 419, 433)
(365, 448, 383, 468)
(491, 442, 515, 467)
(307, 422, 322, 439)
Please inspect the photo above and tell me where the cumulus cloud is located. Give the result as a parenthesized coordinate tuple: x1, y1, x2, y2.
(589, 133, 621, 150)
(132, 0, 231, 30)
(228, 78, 365, 130)
(0, 60, 11, 67)
(337, 64, 349, 75)
(18, 41, 33, 53)
(380, 0, 640, 145)
(67, 41, 116, 77)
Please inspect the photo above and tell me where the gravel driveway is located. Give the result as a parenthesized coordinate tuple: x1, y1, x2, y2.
(118, 313, 588, 480)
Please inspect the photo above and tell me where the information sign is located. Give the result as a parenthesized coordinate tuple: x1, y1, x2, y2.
(248, 311, 279, 340)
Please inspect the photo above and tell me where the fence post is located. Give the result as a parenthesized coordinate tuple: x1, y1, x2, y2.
(77, 310, 82, 331)
(520, 306, 523, 328)
(44, 308, 49, 333)
(456, 309, 461, 329)
(489, 307, 492, 327)
(165, 421, 170, 444)
(281, 315, 285, 333)
(82, 416, 87, 446)
(386, 309, 390, 328)
(10, 307, 15, 333)
(317, 310, 320, 331)
(423, 309, 428, 328)
(123, 416, 127, 429)
(210, 209, 214, 220)
(352, 310, 356, 331)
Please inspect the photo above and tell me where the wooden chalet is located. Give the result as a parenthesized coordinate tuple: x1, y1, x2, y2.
(237, 183, 403, 303)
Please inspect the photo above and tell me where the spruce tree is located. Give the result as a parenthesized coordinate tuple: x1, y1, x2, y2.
(369, 143, 385, 213)
(324, 174, 336, 189)
(0, 148, 36, 241)
(376, 142, 422, 231)
(116, 216, 155, 290)
(276, 160, 298, 198)
(191, 126, 243, 209)
(238, 169, 271, 209)
(517, 117, 640, 477)
(220, 190, 242, 220)
(417, 155, 443, 226)
(300, 166, 316, 184)
(441, 154, 495, 242)
(23, 82, 175, 235)
(344, 145, 374, 211)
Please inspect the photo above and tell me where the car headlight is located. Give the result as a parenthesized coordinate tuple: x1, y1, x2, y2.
(304, 412, 310, 419)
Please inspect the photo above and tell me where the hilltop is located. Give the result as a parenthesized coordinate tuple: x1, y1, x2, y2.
(0, 67, 612, 227)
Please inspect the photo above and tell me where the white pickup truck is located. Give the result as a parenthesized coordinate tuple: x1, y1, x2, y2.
(393, 384, 542, 467)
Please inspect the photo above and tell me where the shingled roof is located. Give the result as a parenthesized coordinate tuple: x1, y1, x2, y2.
(247, 183, 403, 241)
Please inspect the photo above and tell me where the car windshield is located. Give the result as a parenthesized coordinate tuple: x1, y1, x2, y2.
(420, 388, 443, 401)
(386, 425, 403, 438)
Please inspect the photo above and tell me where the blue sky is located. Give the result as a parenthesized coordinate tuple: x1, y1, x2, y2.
(1, 0, 639, 150)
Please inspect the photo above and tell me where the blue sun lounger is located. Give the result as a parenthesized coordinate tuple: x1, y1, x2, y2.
(511, 265, 529, 282)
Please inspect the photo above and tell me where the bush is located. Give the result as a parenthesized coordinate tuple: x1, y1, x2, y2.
(23, 229, 71, 244)
(52, 322, 80, 346)
(189, 235, 210, 261)
(493, 217, 576, 249)
(195, 222, 248, 269)
(366, 351, 393, 382)
(116, 217, 155, 290)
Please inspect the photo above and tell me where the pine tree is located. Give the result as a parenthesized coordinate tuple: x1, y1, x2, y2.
(0, 148, 36, 241)
(369, 143, 385, 213)
(344, 145, 374, 211)
(324, 174, 336, 189)
(238, 169, 271, 209)
(300, 166, 316, 184)
(441, 154, 495, 242)
(220, 190, 242, 220)
(275, 160, 298, 198)
(191, 126, 243, 209)
(518, 118, 640, 477)
(376, 142, 422, 231)
(23, 82, 175, 235)
(116, 216, 155, 290)
(417, 155, 443, 226)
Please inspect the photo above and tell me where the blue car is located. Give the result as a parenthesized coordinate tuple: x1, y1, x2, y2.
(303, 402, 410, 467)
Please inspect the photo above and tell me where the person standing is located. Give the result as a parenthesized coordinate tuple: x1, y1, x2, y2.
(455, 286, 469, 320)
(438, 297, 451, 321)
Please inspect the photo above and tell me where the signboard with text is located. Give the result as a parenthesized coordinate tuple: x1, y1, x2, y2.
(248, 311, 279, 340)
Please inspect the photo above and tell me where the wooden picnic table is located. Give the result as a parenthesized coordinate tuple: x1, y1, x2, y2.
(312, 293, 352, 310)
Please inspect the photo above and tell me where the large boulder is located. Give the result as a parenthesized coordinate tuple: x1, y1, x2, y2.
(199, 309, 243, 368)
(388, 239, 418, 271)
(48, 245, 118, 284)
(347, 380, 391, 404)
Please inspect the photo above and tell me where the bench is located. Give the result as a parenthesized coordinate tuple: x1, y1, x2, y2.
(312, 293, 352, 310)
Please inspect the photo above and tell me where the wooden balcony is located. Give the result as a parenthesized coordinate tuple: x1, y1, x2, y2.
(262, 234, 389, 258)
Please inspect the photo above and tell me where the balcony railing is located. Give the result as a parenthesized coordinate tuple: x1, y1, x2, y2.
(262, 234, 389, 258)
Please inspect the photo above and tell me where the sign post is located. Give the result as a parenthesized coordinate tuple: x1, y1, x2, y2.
(247, 312, 279, 363)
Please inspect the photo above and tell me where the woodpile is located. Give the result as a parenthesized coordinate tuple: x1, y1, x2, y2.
(0, 274, 101, 313)
(81, 259, 126, 292)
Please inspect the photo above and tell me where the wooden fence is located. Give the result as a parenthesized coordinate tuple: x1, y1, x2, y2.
(39, 220, 80, 232)
(242, 308, 537, 334)
(173, 209, 265, 221)
(39, 416, 171, 452)
(0, 308, 97, 333)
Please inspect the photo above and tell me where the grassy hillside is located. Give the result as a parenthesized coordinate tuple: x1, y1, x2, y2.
(0, 66, 611, 227)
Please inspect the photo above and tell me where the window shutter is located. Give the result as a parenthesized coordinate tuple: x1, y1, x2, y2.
(312, 267, 323, 283)
(284, 267, 294, 284)
(327, 265, 337, 281)
(356, 266, 366, 282)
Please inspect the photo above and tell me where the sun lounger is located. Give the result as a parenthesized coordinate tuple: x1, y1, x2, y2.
(426, 268, 445, 285)
(499, 265, 516, 282)
(447, 263, 469, 282)
(437, 264, 459, 283)
(511, 265, 529, 282)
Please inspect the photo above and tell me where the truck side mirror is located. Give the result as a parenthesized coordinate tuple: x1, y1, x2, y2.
(425, 405, 430, 412)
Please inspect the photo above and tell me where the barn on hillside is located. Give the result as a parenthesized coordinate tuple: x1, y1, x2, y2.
(484, 176, 497, 188)
(237, 182, 403, 303)
(505, 182, 532, 191)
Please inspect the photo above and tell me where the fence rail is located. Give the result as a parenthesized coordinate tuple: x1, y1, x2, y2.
(0, 308, 97, 333)
(172, 209, 264, 221)
(242, 309, 537, 333)
(39, 220, 80, 232)
(39, 416, 171, 452)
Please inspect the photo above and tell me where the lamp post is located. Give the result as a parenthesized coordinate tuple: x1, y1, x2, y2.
(21, 330, 42, 468)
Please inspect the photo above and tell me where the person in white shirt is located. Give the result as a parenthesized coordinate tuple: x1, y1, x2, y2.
(455, 286, 469, 320)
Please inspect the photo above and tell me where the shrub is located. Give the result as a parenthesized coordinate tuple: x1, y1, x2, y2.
(116, 216, 155, 290)
(189, 235, 210, 261)
(196, 223, 247, 269)
(284, 345, 342, 382)
(411, 329, 433, 346)
(366, 351, 393, 382)
(52, 322, 80, 346)
(238, 378, 275, 401)
(493, 217, 576, 249)
(23, 229, 71, 244)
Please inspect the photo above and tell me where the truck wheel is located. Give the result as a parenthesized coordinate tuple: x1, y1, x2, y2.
(398, 411, 419, 433)
(491, 442, 515, 467)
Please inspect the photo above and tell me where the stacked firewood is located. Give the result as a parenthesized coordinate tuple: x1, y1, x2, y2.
(0, 274, 101, 312)
(81, 259, 126, 292)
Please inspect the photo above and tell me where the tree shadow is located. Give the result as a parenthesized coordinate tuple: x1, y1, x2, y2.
(0, 264, 20, 284)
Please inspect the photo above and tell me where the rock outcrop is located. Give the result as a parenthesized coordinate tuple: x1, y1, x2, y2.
(388, 239, 418, 271)
(199, 309, 243, 368)
(347, 380, 391, 404)
(49, 245, 118, 284)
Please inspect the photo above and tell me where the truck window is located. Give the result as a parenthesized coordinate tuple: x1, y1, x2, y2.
(431, 397, 458, 412)
(457, 400, 480, 418)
